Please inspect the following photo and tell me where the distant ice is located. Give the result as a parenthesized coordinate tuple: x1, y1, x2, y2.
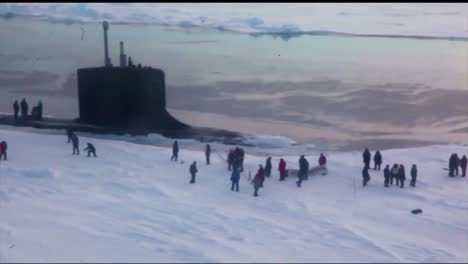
(0, 3, 466, 38)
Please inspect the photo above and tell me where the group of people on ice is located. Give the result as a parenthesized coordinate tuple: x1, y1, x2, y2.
(448, 153, 467, 177)
(66, 128, 97, 157)
(230, 149, 328, 196)
(176, 140, 330, 197)
(227, 147, 245, 172)
(362, 148, 418, 188)
(12, 98, 43, 121)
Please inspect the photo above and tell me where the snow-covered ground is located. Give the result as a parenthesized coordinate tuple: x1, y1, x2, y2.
(0, 128, 467, 262)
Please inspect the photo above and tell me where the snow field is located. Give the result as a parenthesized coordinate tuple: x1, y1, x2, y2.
(0, 128, 467, 262)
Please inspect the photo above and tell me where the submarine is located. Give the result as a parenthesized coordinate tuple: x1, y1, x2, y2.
(77, 21, 188, 131)
(0, 21, 244, 145)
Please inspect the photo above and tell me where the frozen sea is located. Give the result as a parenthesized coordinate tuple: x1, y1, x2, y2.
(0, 17, 467, 151)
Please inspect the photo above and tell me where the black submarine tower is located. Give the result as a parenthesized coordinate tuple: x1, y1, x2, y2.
(77, 21, 188, 130)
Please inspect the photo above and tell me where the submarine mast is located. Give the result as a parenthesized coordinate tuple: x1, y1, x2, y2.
(102, 21, 111, 67)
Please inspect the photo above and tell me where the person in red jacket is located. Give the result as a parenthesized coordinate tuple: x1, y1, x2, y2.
(278, 158, 287, 181)
(251, 165, 265, 197)
(0, 141, 7, 160)
(318, 153, 328, 175)
(319, 153, 326, 166)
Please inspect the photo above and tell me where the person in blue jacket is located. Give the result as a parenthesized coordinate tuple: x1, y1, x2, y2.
(230, 166, 240, 192)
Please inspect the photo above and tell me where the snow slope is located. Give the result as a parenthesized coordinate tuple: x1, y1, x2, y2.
(0, 128, 467, 262)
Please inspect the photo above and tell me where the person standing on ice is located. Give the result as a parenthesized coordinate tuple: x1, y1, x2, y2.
(383, 165, 390, 187)
(398, 164, 406, 188)
(66, 128, 73, 143)
(296, 155, 308, 187)
(232, 148, 239, 169)
(171, 140, 179, 161)
(232, 147, 243, 172)
(37, 100, 43, 120)
(189, 161, 197, 184)
(227, 149, 234, 171)
(20, 98, 28, 119)
(448, 153, 460, 177)
(410, 164, 417, 187)
(278, 158, 287, 181)
(205, 144, 211, 165)
(318, 153, 327, 175)
(0, 141, 7, 161)
(252, 165, 265, 197)
(454, 154, 460, 176)
(363, 148, 371, 169)
(239, 148, 245, 172)
(460, 155, 467, 177)
(265, 157, 272, 178)
(83, 143, 97, 157)
(13, 100, 19, 120)
(71, 134, 79, 155)
(230, 166, 240, 192)
(391, 164, 399, 185)
(373, 150, 382, 171)
(362, 165, 370, 186)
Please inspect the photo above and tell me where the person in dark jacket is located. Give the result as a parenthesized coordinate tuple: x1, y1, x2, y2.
(205, 144, 211, 165)
(373, 151, 382, 170)
(0, 141, 7, 161)
(31, 106, 39, 120)
(227, 149, 234, 171)
(239, 148, 245, 172)
(362, 165, 370, 187)
(383, 164, 390, 187)
(233, 147, 242, 171)
(189, 161, 197, 184)
(230, 166, 240, 192)
(71, 134, 79, 155)
(296, 155, 308, 187)
(278, 158, 287, 181)
(363, 148, 371, 169)
(252, 165, 265, 197)
(171, 140, 179, 161)
(399, 164, 406, 188)
(83, 143, 97, 157)
(410, 164, 417, 187)
(449, 153, 460, 177)
(66, 128, 73, 143)
(37, 100, 43, 120)
(448, 153, 455, 177)
(390, 163, 399, 185)
(265, 157, 272, 178)
(20, 98, 28, 119)
(460, 155, 467, 177)
(13, 100, 19, 120)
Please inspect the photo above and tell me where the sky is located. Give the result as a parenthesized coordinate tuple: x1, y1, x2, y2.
(0, 3, 467, 37)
